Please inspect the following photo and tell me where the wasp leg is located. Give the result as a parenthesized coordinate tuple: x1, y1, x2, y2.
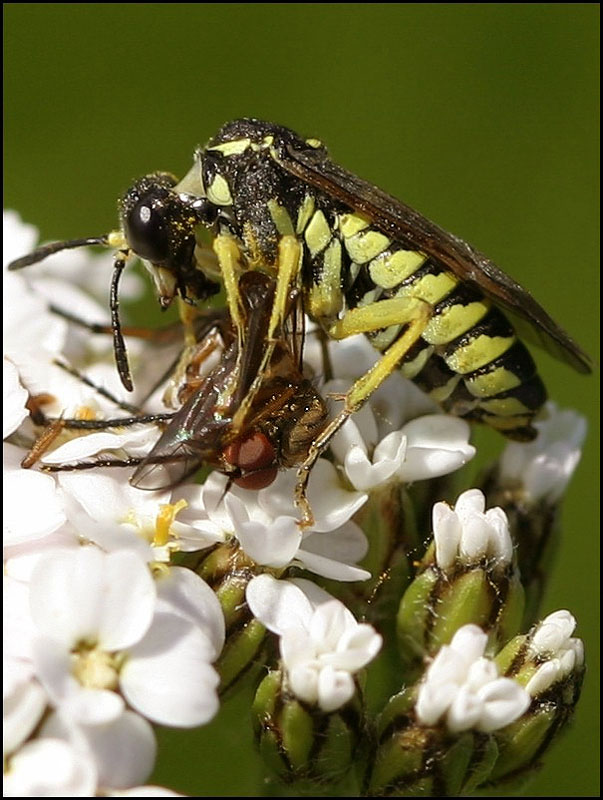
(295, 296, 432, 527)
(232, 235, 302, 431)
(213, 234, 246, 339)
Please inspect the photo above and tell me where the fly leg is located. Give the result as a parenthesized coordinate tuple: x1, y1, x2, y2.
(295, 296, 432, 527)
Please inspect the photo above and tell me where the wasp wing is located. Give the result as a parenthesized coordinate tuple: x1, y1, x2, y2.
(275, 141, 592, 374)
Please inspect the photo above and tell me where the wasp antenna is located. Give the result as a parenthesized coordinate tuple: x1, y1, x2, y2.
(110, 250, 134, 392)
(7, 235, 110, 271)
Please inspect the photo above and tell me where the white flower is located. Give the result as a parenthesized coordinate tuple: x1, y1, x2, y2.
(326, 378, 474, 492)
(526, 610, 584, 696)
(3, 737, 98, 797)
(4, 443, 67, 548)
(3, 666, 47, 757)
(432, 488, 513, 570)
(416, 624, 530, 733)
(246, 574, 382, 712)
(197, 463, 370, 582)
(56, 469, 222, 562)
(29, 547, 220, 728)
(41, 709, 157, 792)
(498, 402, 587, 504)
(4, 358, 29, 438)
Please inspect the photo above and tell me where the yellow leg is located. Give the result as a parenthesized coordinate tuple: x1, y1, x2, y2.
(176, 297, 199, 348)
(213, 234, 246, 338)
(232, 235, 302, 431)
(296, 296, 432, 527)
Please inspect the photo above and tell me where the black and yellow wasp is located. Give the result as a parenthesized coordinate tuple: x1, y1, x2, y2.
(9, 118, 591, 524)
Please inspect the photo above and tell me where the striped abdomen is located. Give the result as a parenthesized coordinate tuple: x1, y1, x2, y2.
(308, 209, 546, 441)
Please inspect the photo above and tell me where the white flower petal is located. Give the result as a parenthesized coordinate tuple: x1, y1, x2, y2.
(455, 488, 486, 519)
(121, 613, 219, 727)
(295, 548, 371, 582)
(530, 609, 577, 655)
(155, 567, 225, 659)
(3, 737, 97, 797)
(246, 575, 314, 635)
(476, 678, 530, 732)
(316, 665, 355, 712)
(4, 358, 29, 438)
(4, 448, 66, 546)
(416, 680, 457, 726)
(449, 625, 488, 663)
(236, 514, 302, 568)
(396, 415, 475, 482)
(446, 684, 484, 732)
(301, 520, 369, 565)
(432, 502, 462, 570)
(78, 712, 156, 790)
(525, 661, 560, 696)
(30, 548, 156, 651)
(288, 663, 319, 705)
(3, 677, 47, 756)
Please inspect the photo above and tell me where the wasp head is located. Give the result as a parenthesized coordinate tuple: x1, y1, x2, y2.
(120, 172, 218, 307)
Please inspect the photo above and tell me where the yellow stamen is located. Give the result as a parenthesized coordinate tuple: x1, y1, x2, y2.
(154, 498, 188, 547)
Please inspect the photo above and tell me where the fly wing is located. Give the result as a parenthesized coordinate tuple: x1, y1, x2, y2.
(273, 140, 592, 374)
(130, 338, 241, 491)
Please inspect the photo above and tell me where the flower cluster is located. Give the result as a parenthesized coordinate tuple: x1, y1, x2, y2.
(3, 212, 588, 796)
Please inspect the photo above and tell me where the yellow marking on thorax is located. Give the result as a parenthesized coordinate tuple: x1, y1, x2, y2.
(296, 195, 316, 234)
(207, 138, 251, 156)
(464, 366, 521, 398)
(444, 333, 516, 374)
(206, 174, 233, 206)
(304, 210, 332, 257)
(369, 249, 427, 289)
(344, 229, 391, 264)
(268, 200, 295, 236)
(307, 239, 344, 320)
(422, 300, 490, 346)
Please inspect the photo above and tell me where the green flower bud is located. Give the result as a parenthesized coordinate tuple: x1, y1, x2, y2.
(318, 483, 414, 623)
(489, 610, 585, 784)
(190, 541, 268, 693)
(369, 687, 499, 797)
(481, 468, 561, 626)
(397, 490, 524, 680)
(252, 668, 364, 787)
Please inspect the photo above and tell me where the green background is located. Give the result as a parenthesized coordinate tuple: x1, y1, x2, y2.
(4, 4, 599, 796)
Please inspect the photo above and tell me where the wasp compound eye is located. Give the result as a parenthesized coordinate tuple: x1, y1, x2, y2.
(124, 197, 172, 263)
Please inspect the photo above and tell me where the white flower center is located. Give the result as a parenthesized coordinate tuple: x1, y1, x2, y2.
(71, 644, 120, 690)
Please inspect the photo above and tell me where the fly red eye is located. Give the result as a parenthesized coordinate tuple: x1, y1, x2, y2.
(223, 431, 278, 490)
(233, 467, 278, 490)
(224, 431, 276, 472)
